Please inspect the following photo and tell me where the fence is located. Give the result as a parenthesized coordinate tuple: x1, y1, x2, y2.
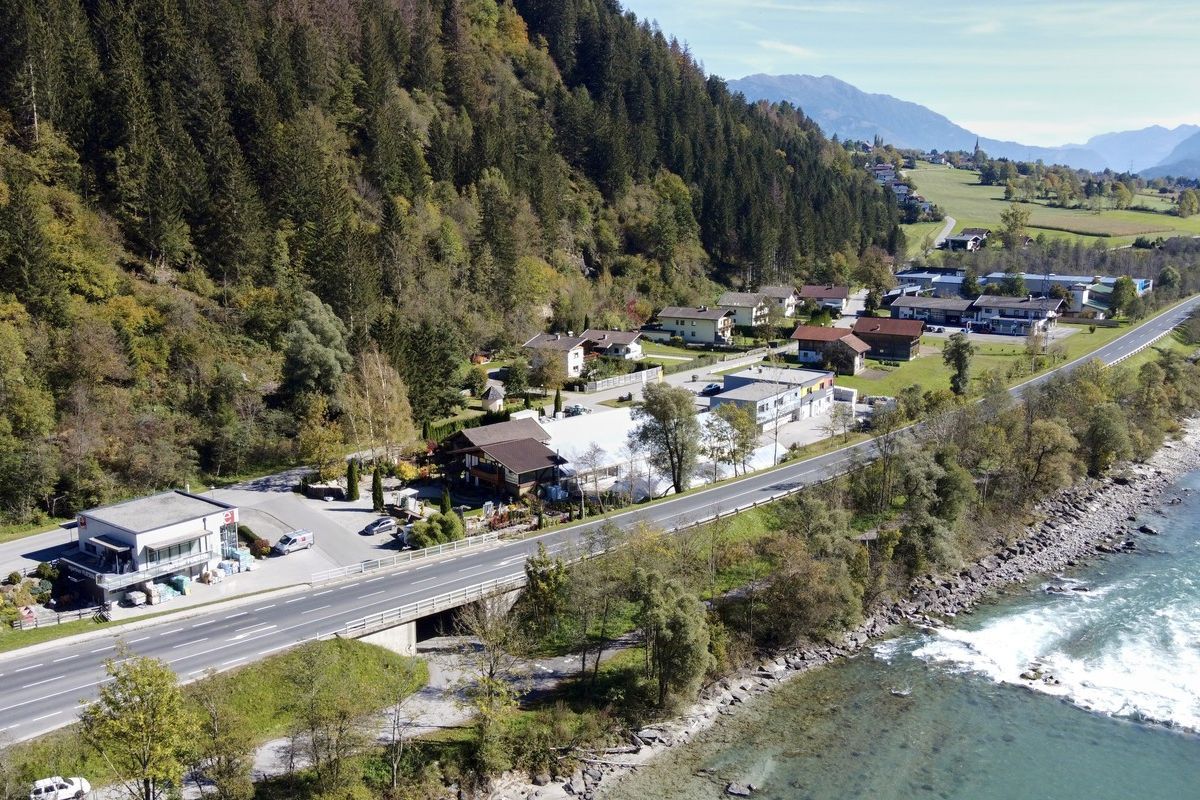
(340, 575, 528, 638)
(310, 531, 500, 585)
(12, 605, 106, 630)
(583, 366, 662, 393)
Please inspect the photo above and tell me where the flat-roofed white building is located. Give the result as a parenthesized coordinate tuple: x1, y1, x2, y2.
(712, 366, 835, 426)
(62, 490, 239, 602)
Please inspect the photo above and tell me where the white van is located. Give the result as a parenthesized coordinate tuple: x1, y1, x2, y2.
(272, 530, 314, 555)
(29, 776, 90, 799)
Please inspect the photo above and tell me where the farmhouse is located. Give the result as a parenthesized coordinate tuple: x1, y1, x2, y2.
(799, 284, 850, 313)
(61, 491, 239, 603)
(889, 296, 975, 327)
(717, 292, 771, 328)
(790, 325, 871, 375)
(712, 366, 835, 426)
(643, 306, 735, 345)
(851, 317, 925, 361)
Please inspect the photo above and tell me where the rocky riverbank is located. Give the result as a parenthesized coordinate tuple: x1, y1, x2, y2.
(489, 422, 1200, 800)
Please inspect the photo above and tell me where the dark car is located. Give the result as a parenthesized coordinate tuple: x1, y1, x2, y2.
(361, 517, 397, 536)
(565, 404, 592, 417)
(700, 383, 722, 396)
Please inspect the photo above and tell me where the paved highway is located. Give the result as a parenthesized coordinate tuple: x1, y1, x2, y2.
(1, 298, 1195, 743)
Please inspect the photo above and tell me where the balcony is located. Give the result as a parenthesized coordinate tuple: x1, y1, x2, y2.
(60, 549, 213, 591)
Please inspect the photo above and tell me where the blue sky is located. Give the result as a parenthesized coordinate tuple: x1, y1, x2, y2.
(623, 0, 1200, 145)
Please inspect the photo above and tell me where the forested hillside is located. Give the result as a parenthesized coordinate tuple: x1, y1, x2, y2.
(0, 0, 901, 522)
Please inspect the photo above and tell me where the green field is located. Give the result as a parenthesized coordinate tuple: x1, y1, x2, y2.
(900, 219, 947, 253)
(907, 166, 1200, 247)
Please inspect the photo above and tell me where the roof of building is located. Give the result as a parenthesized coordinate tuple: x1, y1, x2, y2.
(717, 291, 767, 308)
(658, 305, 734, 321)
(758, 285, 799, 300)
(724, 365, 832, 388)
(960, 227, 991, 237)
(481, 385, 505, 401)
(580, 329, 642, 346)
(717, 383, 798, 402)
(890, 296, 974, 312)
(799, 284, 850, 300)
(523, 333, 588, 351)
(477, 438, 563, 475)
(789, 326, 872, 352)
(456, 418, 550, 449)
(974, 295, 1064, 312)
(946, 234, 983, 242)
(81, 490, 235, 534)
(852, 317, 925, 338)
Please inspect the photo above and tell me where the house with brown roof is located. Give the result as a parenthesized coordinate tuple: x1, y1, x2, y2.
(799, 284, 851, 313)
(790, 325, 871, 375)
(443, 418, 563, 498)
(717, 292, 770, 327)
(443, 418, 550, 455)
(644, 306, 734, 345)
(523, 333, 589, 378)
(851, 317, 925, 361)
(580, 329, 643, 360)
(759, 285, 801, 318)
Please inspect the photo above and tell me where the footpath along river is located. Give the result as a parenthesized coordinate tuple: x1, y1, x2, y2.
(602, 468, 1200, 800)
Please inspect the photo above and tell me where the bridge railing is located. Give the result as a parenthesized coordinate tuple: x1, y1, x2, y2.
(311, 531, 500, 585)
(339, 574, 528, 638)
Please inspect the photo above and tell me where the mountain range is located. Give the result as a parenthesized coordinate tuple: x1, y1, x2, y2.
(727, 74, 1200, 177)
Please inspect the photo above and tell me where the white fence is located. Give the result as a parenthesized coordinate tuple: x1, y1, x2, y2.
(339, 575, 527, 637)
(584, 366, 662, 393)
(310, 532, 500, 585)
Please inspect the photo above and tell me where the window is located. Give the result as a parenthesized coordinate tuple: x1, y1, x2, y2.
(146, 538, 199, 565)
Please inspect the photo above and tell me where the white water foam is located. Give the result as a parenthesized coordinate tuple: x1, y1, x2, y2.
(908, 576, 1200, 732)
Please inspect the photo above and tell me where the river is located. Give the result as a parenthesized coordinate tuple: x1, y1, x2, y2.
(604, 469, 1200, 799)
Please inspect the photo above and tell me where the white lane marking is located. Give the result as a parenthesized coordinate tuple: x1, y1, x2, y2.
(234, 621, 274, 633)
(127, 636, 150, 644)
(343, 583, 359, 589)
(22, 674, 65, 689)
(301, 605, 331, 615)
(230, 625, 276, 641)
(313, 589, 332, 597)
(0, 677, 112, 716)
(172, 638, 208, 649)
(258, 604, 276, 610)
(412, 577, 438, 585)
(358, 590, 385, 599)
(284, 597, 304, 604)
(226, 611, 248, 620)
(192, 620, 215, 628)
(364, 576, 386, 583)
(90, 644, 114, 654)
(162, 628, 183, 635)
(13, 663, 43, 673)
(223, 657, 246, 667)
(457, 565, 481, 572)
(52, 655, 78, 663)
(30, 711, 62, 723)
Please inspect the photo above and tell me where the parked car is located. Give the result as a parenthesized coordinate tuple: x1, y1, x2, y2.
(29, 776, 90, 800)
(272, 530, 314, 554)
(361, 517, 397, 536)
(931, 325, 945, 333)
(699, 383, 722, 396)
(564, 404, 591, 416)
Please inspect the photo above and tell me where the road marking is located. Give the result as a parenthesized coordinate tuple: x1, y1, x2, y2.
(413, 577, 438, 585)
(457, 565, 481, 572)
(234, 621, 274, 633)
(313, 589, 333, 597)
(258, 604, 276, 610)
(302, 605, 331, 615)
(30, 711, 62, 723)
(226, 611, 248, 620)
(90, 644, 114, 654)
(21, 675, 64, 689)
(284, 597, 304, 604)
(51, 655, 78, 663)
(172, 638, 208, 649)
(364, 576, 386, 583)
(162, 627, 183, 635)
(358, 590, 385, 599)
(343, 582, 359, 588)
(192, 620, 215, 628)
(222, 657, 246, 667)
(13, 663, 43, 673)
(231, 625, 276, 641)
(127, 636, 150, 644)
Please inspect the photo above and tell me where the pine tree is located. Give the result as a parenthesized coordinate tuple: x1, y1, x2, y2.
(554, 387, 562, 415)
(346, 459, 360, 501)
(440, 485, 452, 515)
(372, 465, 385, 512)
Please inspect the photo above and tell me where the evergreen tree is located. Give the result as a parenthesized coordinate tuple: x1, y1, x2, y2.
(346, 459, 360, 501)
(372, 465, 385, 513)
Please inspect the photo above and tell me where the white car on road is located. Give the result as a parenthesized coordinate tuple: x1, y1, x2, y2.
(30, 776, 90, 799)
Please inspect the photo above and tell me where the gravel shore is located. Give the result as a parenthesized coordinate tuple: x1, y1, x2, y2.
(491, 421, 1200, 800)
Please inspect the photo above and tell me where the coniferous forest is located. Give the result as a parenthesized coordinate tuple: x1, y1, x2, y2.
(0, 0, 902, 522)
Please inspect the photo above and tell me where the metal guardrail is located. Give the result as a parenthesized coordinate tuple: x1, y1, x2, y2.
(310, 531, 500, 585)
(340, 575, 527, 637)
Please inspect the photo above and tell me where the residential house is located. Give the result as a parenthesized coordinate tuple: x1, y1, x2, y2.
(960, 227, 991, 239)
(944, 233, 985, 252)
(444, 417, 550, 455)
(889, 296, 975, 327)
(759, 285, 801, 318)
(790, 325, 871, 375)
(61, 491, 239, 603)
(713, 366, 835, 426)
(643, 306, 735, 345)
(480, 384, 506, 413)
(851, 317, 925, 361)
(890, 183, 911, 202)
(871, 164, 897, 184)
(580, 329, 643, 360)
(443, 418, 563, 498)
(717, 292, 770, 328)
(799, 284, 851, 313)
(523, 333, 588, 378)
(929, 153, 948, 165)
(971, 295, 1062, 336)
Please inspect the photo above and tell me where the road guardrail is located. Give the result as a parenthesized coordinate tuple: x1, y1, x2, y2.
(311, 531, 500, 585)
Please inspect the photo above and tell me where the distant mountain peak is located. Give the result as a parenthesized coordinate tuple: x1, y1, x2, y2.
(727, 73, 1198, 173)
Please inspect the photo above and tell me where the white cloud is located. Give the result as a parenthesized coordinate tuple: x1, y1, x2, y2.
(757, 39, 818, 58)
(966, 21, 1001, 35)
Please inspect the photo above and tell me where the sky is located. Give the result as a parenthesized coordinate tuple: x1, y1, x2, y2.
(622, 0, 1200, 145)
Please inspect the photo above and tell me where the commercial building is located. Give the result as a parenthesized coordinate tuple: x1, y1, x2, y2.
(61, 491, 239, 603)
(712, 366, 835, 426)
(970, 295, 1062, 335)
(889, 296, 975, 327)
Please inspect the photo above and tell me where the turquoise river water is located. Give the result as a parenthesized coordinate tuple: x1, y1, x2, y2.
(605, 470, 1200, 799)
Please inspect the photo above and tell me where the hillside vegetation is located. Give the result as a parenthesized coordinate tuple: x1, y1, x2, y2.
(0, 0, 902, 523)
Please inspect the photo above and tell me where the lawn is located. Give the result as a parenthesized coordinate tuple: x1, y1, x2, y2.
(640, 341, 697, 365)
(7, 639, 426, 788)
(908, 166, 1200, 247)
(900, 220, 947, 253)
